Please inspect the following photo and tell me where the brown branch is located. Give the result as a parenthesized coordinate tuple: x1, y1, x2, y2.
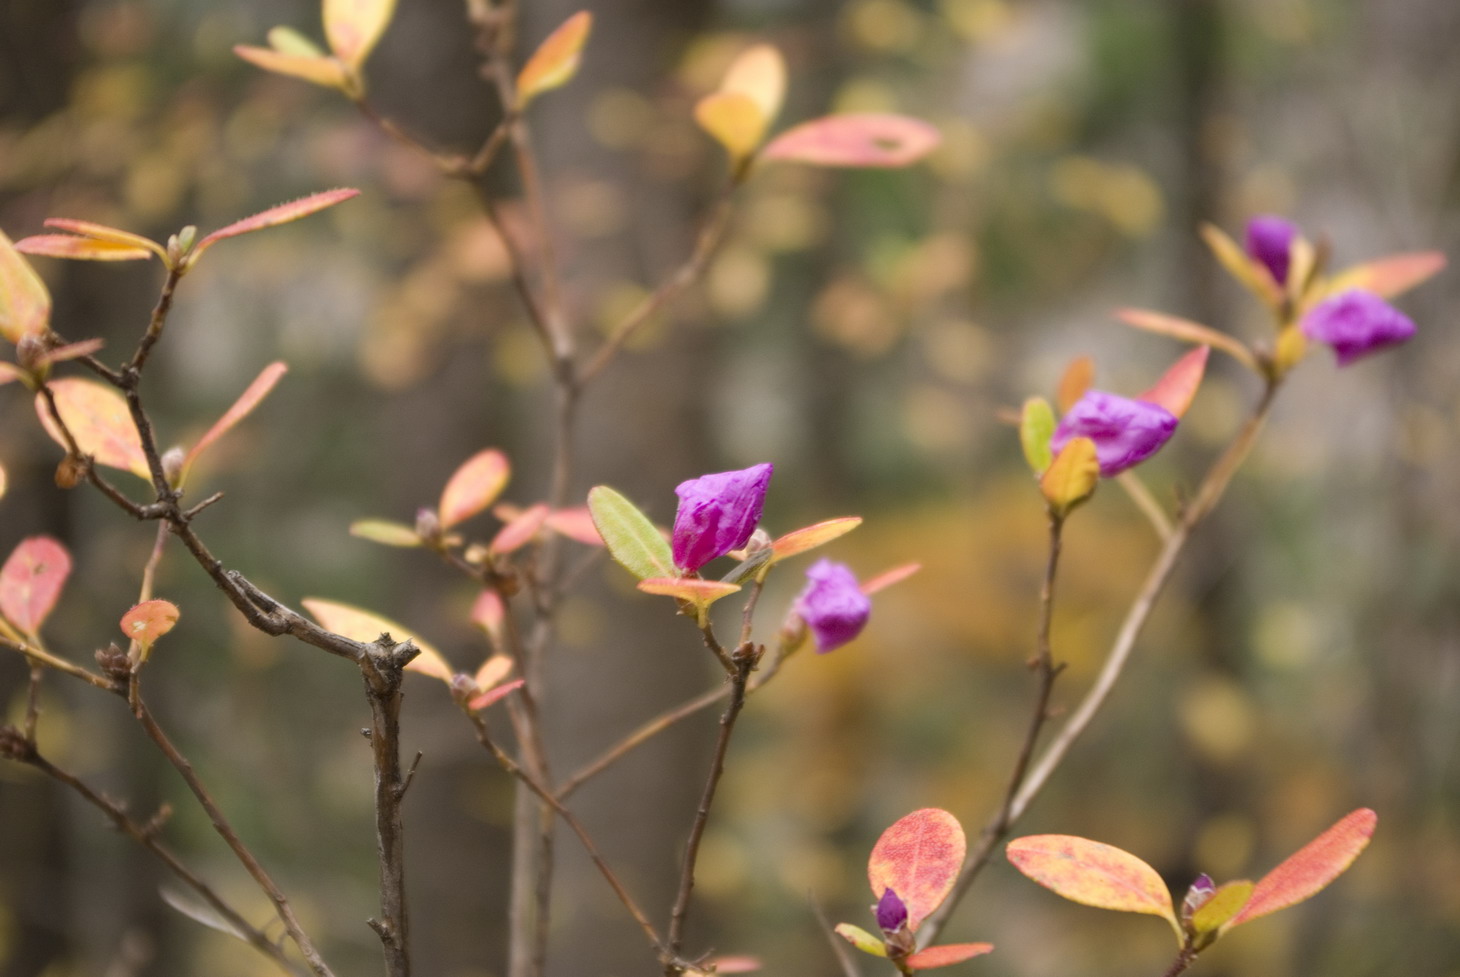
(1159, 943, 1200, 977)
(0, 635, 118, 692)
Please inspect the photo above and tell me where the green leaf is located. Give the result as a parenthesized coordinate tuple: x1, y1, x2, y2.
(1019, 397, 1055, 474)
(834, 923, 888, 957)
(587, 485, 673, 580)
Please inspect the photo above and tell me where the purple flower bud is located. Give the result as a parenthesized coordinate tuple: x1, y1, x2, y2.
(671, 463, 774, 573)
(1182, 873, 1216, 920)
(796, 559, 871, 653)
(1245, 215, 1299, 286)
(875, 888, 908, 934)
(1300, 289, 1416, 366)
(1049, 390, 1178, 477)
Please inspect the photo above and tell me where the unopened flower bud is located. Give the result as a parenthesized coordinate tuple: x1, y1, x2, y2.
(672, 463, 773, 573)
(795, 559, 871, 653)
(160, 446, 186, 487)
(1049, 390, 1178, 477)
(1245, 215, 1299, 287)
(415, 507, 442, 542)
(1181, 872, 1217, 921)
(450, 672, 477, 700)
(875, 888, 908, 934)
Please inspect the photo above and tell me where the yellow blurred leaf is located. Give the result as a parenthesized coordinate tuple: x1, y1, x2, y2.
(0, 228, 51, 343)
(301, 597, 454, 683)
(15, 234, 155, 262)
(1324, 251, 1446, 300)
(695, 92, 768, 163)
(34, 378, 149, 479)
(324, 0, 397, 69)
(233, 44, 351, 91)
(1039, 437, 1098, 514)
(1199, 223, 1282, 310)
(1056, 355, 1093, 413)
(517, 11, 592, 108)
(719, 44, 786, 128)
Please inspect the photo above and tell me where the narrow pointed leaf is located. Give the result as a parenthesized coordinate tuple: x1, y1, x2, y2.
(470, 590, 505, 651)
(181, 361, 287, 481)
(42, 218, 167, 256)
(0, 229, 50, 343)
(1006, 835, 1177, 923)
(834, 923, 888, 957)
(0, 363, 25, 386)
(868, 808, 966, 931)
(904, 943, 995, 969)
(16, 235, 155, 261)
(0, 537, 72, 635)
(696, 93, 768, 162)
(1040, 437, 1099, 513)
(491, 503, 549, 554)
(324, 0, 397, 69)
(467, 677, 524, 710)
(762, 114, 941, 168)
(301, 597, 452, 682)
(1200, 223, 1282, 308)
(770, 516, 863, 562)
(1056, 355, 1094, 413)
(1228, 809, 1377, 927)
(1190, 880, 1253, 935)
(1019, 397, 1055, 474)
(194, 189, 360, 257)
(720, 45, 786, 127)
(35, 378, 149, 478)
(1116, 307, 1258, 372)
(350, 519, 422, 547)
(38, 338, 105, 366)
(697, 956, 761, 975)
(516, 11, 592, 107)
(160, 886, 251, 945)
(1325, 252, 1446, 299)
(861, 562, 920, 595)
(1138, 346, 1209, 419)
(587, 485, 673, 579)
(121, 599, 180, 656)
(233, 45, 351, 91)
(438, 449, 510, 529)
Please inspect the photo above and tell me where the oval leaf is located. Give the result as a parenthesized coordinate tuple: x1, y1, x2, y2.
(1040, 437, 1099, 514)
(834, 923, 888, 958)
(0, 228, 50, 343)
(491, 503, 550, 554)
(439, 449, 511, 529)
(324, 0, 397, 69)
(1138, 346, 1209, 420)
(720, 44, 786, 127)
(1228, 808, 1377, 927)
(1019, 397, 1055, 474)
(587, 485, 673, 580)
(470, 589, 505, 651)
(517, 11, 592, 108)
(695, 93, 768, 163)
(770, 516, 863, 562)
(0, 536, 72, 636)
(193, 189, 360, 258)
(121, 599, 180, 653)
(182, 361, 288, 482)
(1006, 835, 1177, 924)
(35, 378, 149, 478)
(868, 808, 966, 932)
(1325, 251, 1445, 300)
(16, 235, 155, 261)
(301, 597, 453, 683)
(762, 114, 941, 168)
(467, 677, 524, 711)
(473, 652, 513, 693)
(233, 45, 351, 91)
(1189, 880, 1253, 935)
(904, 943, 994, 970)
(350, 519, 422, 547)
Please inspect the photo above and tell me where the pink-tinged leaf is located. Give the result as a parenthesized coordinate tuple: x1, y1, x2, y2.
(868, 808, 966, 932)
(1138, 346, 1209, 420)
(637, 577, 742, 607)
(1228, 809, 1377, 927)
(0, 228, 50, 343)
(1056, 355, 1094, 414)
(516, 11, 592, 108)
(38, 338, 105, 366)
(470, 589, 505, 650)
(439, 449, 511, 529)
(762, 114, 941, 168)
(473, 653, 513, 693)
(770, 517, 863, 562)
(35, 378, 149, 478)
(1188, 879, 1253, 935)
(233, 45, 351, 91)
(861, 562, 920, 596)
(1116, 308, 1259, 373)
(834, 924, 888, 957)
(41, 218, 167, 256)
(181, 361, 287, 481)
(491, 503, 550, 554)
(350, 519, 422, 547)
(699, 955, 761, 974)
(468, 677, 524, 711)
(545, 506, 602, 545)
(904, 943, 995, 970)
(301, 597, 453, 683)
(1006, 835, 1178, 926)
(0, 537, 72, 636)
(120, 599, 180, 653)
(324, 0, 396, 69)
(193, 189, 360, 258)
(16, 234, 155, 262)
(1326, 252, 1445, 300)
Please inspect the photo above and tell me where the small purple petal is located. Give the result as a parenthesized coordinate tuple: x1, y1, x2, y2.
(876, 888, 908, 934)
(1300, 289, 1417, 366)
(1049, 390, 1178, 477)
(796, 559, 871, 653)
(1245, 215, 1299, 287)
(1182, 872, 1217, 919)
(671, 463, 774, 573)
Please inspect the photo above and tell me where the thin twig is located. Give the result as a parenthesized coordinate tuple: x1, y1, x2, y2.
(0, 635, 117, 691)
(1117, 469, 1173, 539)
(810, 893, 864, 977)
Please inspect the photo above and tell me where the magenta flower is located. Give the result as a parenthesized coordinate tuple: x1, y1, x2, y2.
(796, 559, 871, 653)
(876, 888, 908, 934)
(672, 463, 773, 573)
(1300, 289, 1416, 366)
(1245, 215, 1299, 286)
(1049, 390, 1178, 477)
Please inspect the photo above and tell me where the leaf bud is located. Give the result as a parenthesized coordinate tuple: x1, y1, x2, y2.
(161, 446, 186, 487)
(54, 455, 86, 489)
(415, 507, 442, 544)
(15, 335, 48, 374)
(95, 642, 133, 682)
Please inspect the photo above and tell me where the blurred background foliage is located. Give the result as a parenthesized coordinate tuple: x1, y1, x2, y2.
(1, 0, 1458, 976)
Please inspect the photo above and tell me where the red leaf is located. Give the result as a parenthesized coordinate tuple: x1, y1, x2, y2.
(1138, 346, 1209, 419)
(545, 506, 602, 545)
(762, 114, 941, 168)
(0, 537, 72, 636)
(467, 677, 524, 711)
(904, 943, 994, 970)
(868, 808, 966, 932)
(182, 361, 288, 482)
(1228, 809, 1377, 927)
(193, 189, 360, 259)
(471, 590, 505, 651)
(1005, 835, 1177, 925)
(439, 449, 510, 529)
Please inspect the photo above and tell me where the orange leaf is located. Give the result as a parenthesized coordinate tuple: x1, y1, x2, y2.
(192, 189, 360, 260)
(545, 506, 602, 545)
(1115, 307, 1258, 373)
(1188, 879, 1253, 935)
(762, 114, 941, 168)
(439, 449, 510, 528)
(120, 599, 180, 654)
(40, 218, 167, 256)
(1325, 251, 1446, 300)
(1006, 835, 1177, 928)
(699, 955, 761, 974)
(868, 808, 966, 932)
(35, 378, 149, 478)
(0, 537, 71, 636)
(324, 0, 396, 69)
(0, 228, 50, 343)
(1228, 809, 1377, 927)
(904, 943, 994, 970)
(1056, 355, 1094, 414)
(770, 517, 863, 562)
(516, 11, 592, 108)
(491, 503, 549, 554)
(471, 589, 505, 651)
(860, 562, 920, 595)
(233, 45, 351, 91)
(301, 597, 453, 683)
(695, 92, 768, 162)
(1138, 346, 1208, 419)
(636, 577, 742, 607)
(181, 361, 287, 482)
(16, 234, 155, 262)
(1039, 437, 1099, 514)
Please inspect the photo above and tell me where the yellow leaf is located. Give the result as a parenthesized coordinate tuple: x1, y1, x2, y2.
(719, 44, 786, 129)
(1039, 437, 1098, 515)
(695, 92, 768, 162)
(233, 44, 351, 92)
(301, 598, 454, 683)
(517, 11, 592, 108)
(324, 0, 397, 69)
(769, 516, 862, 563)
(0, 228, 51, 343)
(1199, 223, 1282, 310)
